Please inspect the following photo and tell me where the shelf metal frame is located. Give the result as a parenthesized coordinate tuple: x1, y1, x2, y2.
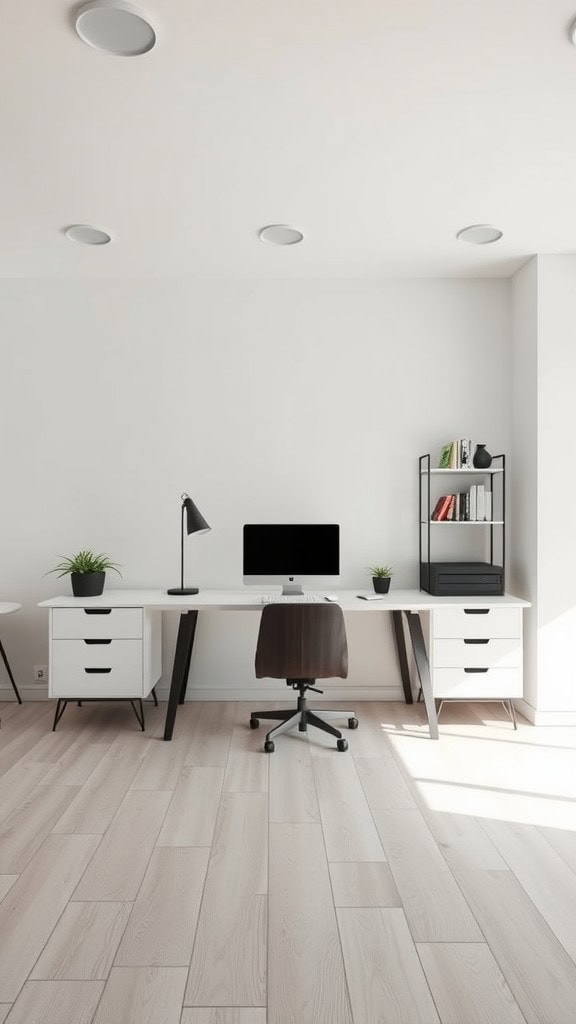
(419, 453, 505, 592)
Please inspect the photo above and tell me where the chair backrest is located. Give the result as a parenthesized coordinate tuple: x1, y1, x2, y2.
(255, 603, 348, 680)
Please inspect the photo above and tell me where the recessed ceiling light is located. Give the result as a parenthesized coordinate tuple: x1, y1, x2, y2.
(74, 1, 156, 56)
(65, 224, 112, 245)
(259, 225, 304, 246)
(456, 224, 503, 245)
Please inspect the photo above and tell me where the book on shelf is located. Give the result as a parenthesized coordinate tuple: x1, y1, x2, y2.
(485, 492, 492, 521)
(429, 484, 494, 522)
(438, 438, 473, 469)
(438, 443, 451, 469)
(431, 495, 452, 521)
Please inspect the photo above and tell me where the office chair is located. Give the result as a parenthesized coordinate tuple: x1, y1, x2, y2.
(249, 603, 358, 752)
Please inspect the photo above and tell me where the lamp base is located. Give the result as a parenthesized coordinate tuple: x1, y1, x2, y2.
(167, 587, 199, 595)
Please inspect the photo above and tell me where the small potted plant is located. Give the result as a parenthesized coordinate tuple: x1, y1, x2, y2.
(368, 565, 393, 594)
(47, 550, 122, 597)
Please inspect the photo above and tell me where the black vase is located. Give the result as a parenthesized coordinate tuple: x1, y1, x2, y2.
(473, 444, 492, 469)
(372, 576, 391, 594)
(71, 572, 105, 597)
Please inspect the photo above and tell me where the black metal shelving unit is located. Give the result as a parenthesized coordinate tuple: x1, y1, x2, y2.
(419, 453, 505, 592)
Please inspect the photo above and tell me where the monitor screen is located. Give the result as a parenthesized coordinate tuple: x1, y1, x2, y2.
(243, 524, 339, 584)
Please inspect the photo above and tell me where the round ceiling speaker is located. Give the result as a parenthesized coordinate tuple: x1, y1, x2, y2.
(258, 225, 304, 245)
(65, 224, 112, 245)
(74, 1, 156, 56)
(456, 224, 503, 245)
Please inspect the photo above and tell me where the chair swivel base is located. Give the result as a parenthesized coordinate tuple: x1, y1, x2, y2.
(250, 689, 358, 753)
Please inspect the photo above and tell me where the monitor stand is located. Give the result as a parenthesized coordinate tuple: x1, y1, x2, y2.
(282, 584, 304, 596)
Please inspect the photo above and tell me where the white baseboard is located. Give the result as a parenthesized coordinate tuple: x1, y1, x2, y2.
(153, 686, 406, 702)
(514, 698, 576, 726)
(0, 685, 407, 704)
(0, 685, 48, 701)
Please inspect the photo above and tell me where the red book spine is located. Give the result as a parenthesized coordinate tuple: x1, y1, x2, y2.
(432, 495, 452, 521)
(431, 497, 446, 521)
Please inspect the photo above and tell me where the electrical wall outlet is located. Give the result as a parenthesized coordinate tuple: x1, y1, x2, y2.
(33, 665, 48, 682)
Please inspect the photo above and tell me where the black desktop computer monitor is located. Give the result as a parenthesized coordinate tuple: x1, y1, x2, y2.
(243, 524, 340, 595)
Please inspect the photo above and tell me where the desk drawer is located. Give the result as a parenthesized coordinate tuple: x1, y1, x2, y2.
(433, 667, 522, 699)
(50, 639, 143, 697)
(52, 607, 142, 640)
(434, 638, 522, 669)
(433, 607, 521, 640)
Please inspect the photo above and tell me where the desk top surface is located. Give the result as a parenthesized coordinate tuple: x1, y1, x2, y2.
(39, 589, 530, 611)
(0, 602, 21, 616)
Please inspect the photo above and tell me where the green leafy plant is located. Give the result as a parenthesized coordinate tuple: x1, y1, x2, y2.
(47, 550, 122, 578)
(368, 565, 394, 578)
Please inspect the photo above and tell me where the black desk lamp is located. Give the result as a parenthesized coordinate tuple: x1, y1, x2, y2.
(167, 493, 211, 595)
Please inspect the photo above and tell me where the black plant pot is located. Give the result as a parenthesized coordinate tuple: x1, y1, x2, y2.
(372, 576, 391, 594)
(473, 444, 492, 469)
(71, 571, 105, 597)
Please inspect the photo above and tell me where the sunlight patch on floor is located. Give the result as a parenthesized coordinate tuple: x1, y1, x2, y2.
(377, 705, 576, 830)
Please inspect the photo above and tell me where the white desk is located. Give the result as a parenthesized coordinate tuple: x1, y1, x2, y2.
(40, 589, 529, 740)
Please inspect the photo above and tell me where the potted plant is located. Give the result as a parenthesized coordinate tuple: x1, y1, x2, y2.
(368, 565, 393, 594)
(47, 550, 122, 597)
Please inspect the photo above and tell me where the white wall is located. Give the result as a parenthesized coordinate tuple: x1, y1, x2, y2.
(536, 257, 576, 714)
(511, 255, 576, 720)
(510, 257, 538, 708)
(0, 278, 510, 699)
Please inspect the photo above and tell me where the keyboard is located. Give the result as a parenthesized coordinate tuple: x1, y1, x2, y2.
(261, 594, 324, 604)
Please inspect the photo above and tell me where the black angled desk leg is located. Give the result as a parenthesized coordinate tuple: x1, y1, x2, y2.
(164, 611, 198, 741)
(179, 612, 197, 705)
(0, 636, 22, 703)
(404, 611, 439, 740)
(391, 611, 413, 704)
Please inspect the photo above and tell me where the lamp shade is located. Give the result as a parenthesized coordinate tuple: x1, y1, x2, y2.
(182, 495, 210, 535)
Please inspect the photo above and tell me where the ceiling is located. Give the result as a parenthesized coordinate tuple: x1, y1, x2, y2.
(3, 0, 576, 279)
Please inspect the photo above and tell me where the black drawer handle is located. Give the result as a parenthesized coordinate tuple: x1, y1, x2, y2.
(464, 609, 490, 615)
(464, 639, 489, 645)
(84, 609, 112, 615)
(464, 667, 489, 673)
(84, 667, 112, 674)
(83, 639, 112, 645)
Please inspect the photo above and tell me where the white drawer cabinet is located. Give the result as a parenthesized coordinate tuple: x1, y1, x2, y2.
(433, 668, 523, 699)
(49, 605, 161, 700)
(433, 606, 521, 640)
(430, 603, 523, 704)
(52, 607, 143, 640)
(433, 638, 522, 670)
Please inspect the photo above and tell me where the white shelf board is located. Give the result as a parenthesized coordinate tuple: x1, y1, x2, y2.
(420, 468, 504, 475)
(422, 520, 504, 526)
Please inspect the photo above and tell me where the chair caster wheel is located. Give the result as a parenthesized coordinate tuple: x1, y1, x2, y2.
(250, 718, 260, 729)
(348, 717, 359, 729)
(264, 740, 275, 753)
(337, 738, 348, 752)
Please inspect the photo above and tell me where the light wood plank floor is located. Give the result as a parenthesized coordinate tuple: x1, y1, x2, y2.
(2, 698, 576, 1022)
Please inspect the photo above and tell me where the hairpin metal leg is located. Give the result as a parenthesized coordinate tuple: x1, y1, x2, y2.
(52, 699, 68, 731)
(130, 699, 145, 731)
(503, 699, 517, 730)
(0, 636, 22, 703)
(151, 687, 158, 706)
